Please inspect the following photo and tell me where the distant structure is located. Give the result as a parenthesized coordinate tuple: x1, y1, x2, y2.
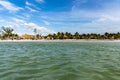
(34, 28, 37, 40)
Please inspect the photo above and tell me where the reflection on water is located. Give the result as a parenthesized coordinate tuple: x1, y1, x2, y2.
(0, 42, 120, 80)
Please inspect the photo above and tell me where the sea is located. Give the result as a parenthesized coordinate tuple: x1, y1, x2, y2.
(0, 42, 120, 80)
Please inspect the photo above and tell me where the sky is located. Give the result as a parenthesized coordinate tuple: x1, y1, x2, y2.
(0, 0, 120, 35)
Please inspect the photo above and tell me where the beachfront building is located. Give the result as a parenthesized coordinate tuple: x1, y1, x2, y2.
(20, 34, 43, 40)
(20, 34, 34, 40)
(36, 34, 43, 40)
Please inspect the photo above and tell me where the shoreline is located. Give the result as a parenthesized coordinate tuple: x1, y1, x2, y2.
(0, 39, 120, 42)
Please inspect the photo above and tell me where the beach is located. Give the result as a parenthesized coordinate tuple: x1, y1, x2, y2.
(0, 39, 120, 42)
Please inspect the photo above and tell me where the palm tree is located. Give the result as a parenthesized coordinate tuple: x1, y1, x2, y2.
(1, 26, 14, 39)
(104, 32, 109, 39)
(74, 32, 80, 39)
(52, 33, 57, 39)
(65, 32, 72, 39)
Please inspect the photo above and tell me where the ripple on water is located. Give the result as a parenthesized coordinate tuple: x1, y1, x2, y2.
(0, 42, 120, 80)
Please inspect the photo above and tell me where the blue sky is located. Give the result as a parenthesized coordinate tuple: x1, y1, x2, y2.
(0, 0, 120, 35)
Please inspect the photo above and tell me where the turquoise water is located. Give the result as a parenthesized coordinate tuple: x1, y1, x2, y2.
(0, 42, 120, 80)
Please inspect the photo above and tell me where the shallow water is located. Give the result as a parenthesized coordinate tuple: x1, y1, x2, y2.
(0, 42, 120, 80)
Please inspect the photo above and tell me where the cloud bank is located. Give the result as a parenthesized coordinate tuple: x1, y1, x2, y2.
(24, 23, 56, 35)
(0, 0, 22, 12)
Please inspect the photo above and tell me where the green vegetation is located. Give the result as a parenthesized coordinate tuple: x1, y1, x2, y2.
(45, 32, 120, 40)
(0, 26, 120, 40)
(0, 26, 18, 40)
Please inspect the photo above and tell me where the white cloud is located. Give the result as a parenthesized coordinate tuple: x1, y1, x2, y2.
(26, 6, 38, 12)
(26, 1, 36, 7)
(93, 14, 120, 24)
(43, 20, 51, 25)
(5, 22, 23, 29)
(26, 1, 32, 6)
(73, 0, 87, 6)
(5, 24, 17, 29)
(102, 15, 120, 22)
(41, 16, 49, 19)
(12, 18, 25, 23)
(24, 23, 56, 35)
(0, 19, 4, 22)
(25, 1, 41, 12)
(68, 0, 120, 33)
(3, 18, 26, 29)
(35, 0, 44, 3)
(22, 13, 31, 18)
(0, 0, 22, 12)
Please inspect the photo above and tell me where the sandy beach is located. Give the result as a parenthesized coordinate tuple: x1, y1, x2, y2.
(0, 39, 120, 42)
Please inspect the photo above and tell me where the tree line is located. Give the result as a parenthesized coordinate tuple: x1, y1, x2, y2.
(0, 26, 120, 40)
(45, 32, 120, 40)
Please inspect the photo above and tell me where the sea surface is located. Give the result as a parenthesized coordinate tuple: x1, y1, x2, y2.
(0, 42, 120, 80)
